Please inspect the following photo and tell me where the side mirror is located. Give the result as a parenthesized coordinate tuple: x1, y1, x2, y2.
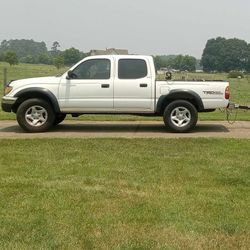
(66, 70, 74, 80)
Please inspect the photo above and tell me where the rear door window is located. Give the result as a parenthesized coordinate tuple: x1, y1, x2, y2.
(118, 59, 147, 79)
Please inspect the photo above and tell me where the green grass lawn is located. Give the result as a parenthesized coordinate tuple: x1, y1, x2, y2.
(0, 138, 249, 249)
(1, 62, 250, 121)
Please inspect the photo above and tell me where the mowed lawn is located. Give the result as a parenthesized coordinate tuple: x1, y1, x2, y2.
(0, 138, 249, 249)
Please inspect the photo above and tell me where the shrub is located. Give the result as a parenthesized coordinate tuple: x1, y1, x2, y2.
(4, 50, 19, 65)
(228, 71, 244, 79)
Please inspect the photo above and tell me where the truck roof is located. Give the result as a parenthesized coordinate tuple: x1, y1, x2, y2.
(84, 54, 153, 60)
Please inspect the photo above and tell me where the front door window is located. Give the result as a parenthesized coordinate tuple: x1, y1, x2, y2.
(71, 59, 111, 80)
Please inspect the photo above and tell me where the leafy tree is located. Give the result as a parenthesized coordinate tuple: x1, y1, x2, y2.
(180, 55, 196, 71)
(201, 37, 225, 72)
(63, 47, 81, 66)
(81, 51, 90, 58)
(51, 41, 61, 57)
(20, 55, 38, 64)
(51, 41, 60, 51)
(246, 44, 250, 72)
(38, 53, 53, 65)
(201, 37, 249, 72)
(153, 55, 177, 70)
(170, 55, 196, 71)
(0, 52, 4, 61)
(0, 39, 47, 59)
(196, 59, 202, 71)
(4, 51, 18, 65)
(54, 55, 64, 69)
(0, 40, 9, 50)
(153, 56, 164, 70)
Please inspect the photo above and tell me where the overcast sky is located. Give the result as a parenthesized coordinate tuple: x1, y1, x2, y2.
(1, 0, 250, 58)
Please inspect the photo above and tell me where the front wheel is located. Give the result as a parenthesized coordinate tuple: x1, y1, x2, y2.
(163, 100, 198, 133)
(17, 98, 55, 132)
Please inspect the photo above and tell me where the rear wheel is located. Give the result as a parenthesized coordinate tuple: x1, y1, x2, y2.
(163, 100, 198, 132)
(17, 98, 55, 132)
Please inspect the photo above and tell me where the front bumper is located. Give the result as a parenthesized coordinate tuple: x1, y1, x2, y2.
(1, 96, 18, 112)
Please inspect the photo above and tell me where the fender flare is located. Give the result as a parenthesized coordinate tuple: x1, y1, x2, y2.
(14, 87, 61, 113)
(156, 89, 204, 114)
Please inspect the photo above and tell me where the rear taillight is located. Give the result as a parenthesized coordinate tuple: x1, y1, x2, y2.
(225, 86, 230, 99)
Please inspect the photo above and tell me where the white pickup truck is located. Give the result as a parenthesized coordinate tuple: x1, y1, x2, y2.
(2, 55, 230, 132)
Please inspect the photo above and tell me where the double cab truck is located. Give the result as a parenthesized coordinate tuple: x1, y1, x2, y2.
(2, 55, 230, 133)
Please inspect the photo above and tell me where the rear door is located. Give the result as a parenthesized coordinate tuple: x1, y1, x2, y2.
(114, 58, 154, 111)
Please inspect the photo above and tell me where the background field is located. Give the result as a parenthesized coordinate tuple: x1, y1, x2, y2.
(0, 138, 250, 249)
(1, 62, 250, 121)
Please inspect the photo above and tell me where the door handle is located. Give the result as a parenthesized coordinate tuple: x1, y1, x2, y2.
(140, 83, 148, 87)
(101, 84, 110, 88)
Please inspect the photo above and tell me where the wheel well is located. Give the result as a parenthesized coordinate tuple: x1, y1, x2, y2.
(158, 97, 201, 115)
(12, 92, 58, 113)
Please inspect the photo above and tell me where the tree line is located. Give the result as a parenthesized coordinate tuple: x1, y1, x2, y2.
(153, 55, 197, 72)
(0, 39, 88, 68)
(0, 39, 198, 71)
(153, 37, 250, 73)
(0, 37, 250, 72)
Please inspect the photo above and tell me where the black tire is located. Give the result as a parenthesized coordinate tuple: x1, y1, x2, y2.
(16, 98, 55, 132)
(53, 114, 66, 125)
(163, 100, 198, 133)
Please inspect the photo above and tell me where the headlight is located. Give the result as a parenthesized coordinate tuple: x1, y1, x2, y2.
(4, 86, 13, 95)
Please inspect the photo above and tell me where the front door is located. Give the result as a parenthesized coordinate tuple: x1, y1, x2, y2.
(59, 58, 114, 112)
